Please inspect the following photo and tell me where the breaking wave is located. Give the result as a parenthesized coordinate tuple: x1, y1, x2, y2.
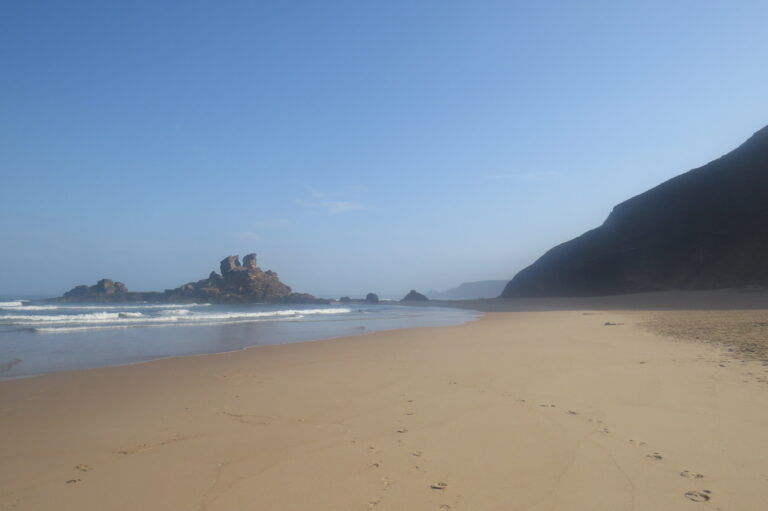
(0, 303, 211, 311)
(0, 305, 353, 332)
(32, 316, 304, 333)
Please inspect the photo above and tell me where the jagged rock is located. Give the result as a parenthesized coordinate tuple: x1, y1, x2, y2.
(366, 293, 380, 304)
(401, 290, 428, 302)
(339, 296, 352, 303)
(167, 253, 297, 303)
(502, 125, 768, 297)
(62, 279, 129, 300)
(56, 253, 327, 304)
(243, 253, 258, 270)
(220, 255, 242, 274)
(94, 279, 121, 294)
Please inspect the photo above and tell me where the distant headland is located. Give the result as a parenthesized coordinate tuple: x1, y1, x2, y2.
(55, 253, 327, 304)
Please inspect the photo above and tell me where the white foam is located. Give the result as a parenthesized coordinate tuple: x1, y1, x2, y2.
(118, 312, 144, 318)
(33, 316, 304, 333)
(0, 305, 60, 311)
(4, 306, 352, 329)
(182, 308, 349, 321)
(69, 303, 211, 310)
(159, 309, 192, 316)
(3, 312, 122, 323)
(0, 303, 214, 313)
(0, 301, 24, 307)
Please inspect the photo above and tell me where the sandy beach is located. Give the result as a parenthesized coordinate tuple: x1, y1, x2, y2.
(2, 302, 768, 510)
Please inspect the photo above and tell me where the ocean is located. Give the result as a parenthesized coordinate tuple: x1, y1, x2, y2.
(0, 300, 478, 379)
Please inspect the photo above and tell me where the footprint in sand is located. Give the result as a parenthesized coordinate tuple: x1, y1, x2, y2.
(380, 476, 394, 487)
(439, 506, 451, 510)
(220, 411, 272, 425)
(75, 464, 92, 472)
(681, 470, 705, 479)
(646, 452, 663, 460)
(411, 451, 423, 457)
(684, 490, 711, 502)
(367, 497, 382, 509)
(65, 479, 80, 484)
(566, 410, 578, 415)
(397, 429, 408, 434)
(599, 427, 610, 434)
(117, 434, 199, 455)
(430, 482, 448, 490)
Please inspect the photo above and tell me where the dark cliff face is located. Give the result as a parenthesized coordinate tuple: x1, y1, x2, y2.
(502, 125, 768, 297)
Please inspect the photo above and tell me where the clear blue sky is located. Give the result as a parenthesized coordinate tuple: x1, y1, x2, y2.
(2, 0, 767, 297)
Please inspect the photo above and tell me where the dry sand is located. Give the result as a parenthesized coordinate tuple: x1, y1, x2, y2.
(2, 304, 768, 510)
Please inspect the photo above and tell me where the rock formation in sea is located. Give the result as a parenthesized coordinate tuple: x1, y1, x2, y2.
(57, 253, 325, 304)
(502, 124, 768, 297)
(401, 290, 428, 302)
(62, 279, 129, 300)
(165, 253, 298, 303)
(336, 293, 380, 304)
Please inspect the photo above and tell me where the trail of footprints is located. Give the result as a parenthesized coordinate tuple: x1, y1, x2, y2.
(361, 382, 713, 508)
(525, 396, 713, 505)
(361, 392, 459, 510)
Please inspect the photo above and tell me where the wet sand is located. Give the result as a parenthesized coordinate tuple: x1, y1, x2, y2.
(2, 294, 768, 510)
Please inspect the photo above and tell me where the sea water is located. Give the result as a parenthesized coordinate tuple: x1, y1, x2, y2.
(0, 300, 478, 379)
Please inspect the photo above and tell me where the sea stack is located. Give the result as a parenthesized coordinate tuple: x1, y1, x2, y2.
(57, 253, 324, 304)
(401, 290, 428, 302)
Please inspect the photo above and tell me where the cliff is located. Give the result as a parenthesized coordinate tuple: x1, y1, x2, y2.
(502, 125, 768, 297)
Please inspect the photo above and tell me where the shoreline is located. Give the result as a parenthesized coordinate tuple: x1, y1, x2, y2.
(0, 310, 485, 383)
(2, 297, 768, 510)
(406, 288, 768, 312)
(0, 303, 479, 381)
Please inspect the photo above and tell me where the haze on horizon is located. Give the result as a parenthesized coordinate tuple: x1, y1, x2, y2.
(2, 1, 768, 298)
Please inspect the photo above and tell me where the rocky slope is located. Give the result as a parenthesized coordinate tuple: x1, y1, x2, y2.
(57, 254, 323, 304)
(503, 125, 768, 297)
